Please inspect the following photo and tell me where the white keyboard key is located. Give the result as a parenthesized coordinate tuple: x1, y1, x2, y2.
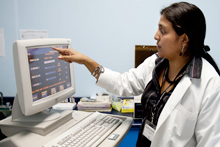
(85, 136, 100, 147)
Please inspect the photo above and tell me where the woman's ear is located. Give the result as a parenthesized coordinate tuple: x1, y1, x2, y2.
(182, 33, 189, 46)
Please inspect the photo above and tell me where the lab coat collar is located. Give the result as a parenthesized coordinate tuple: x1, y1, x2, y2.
(185, 56, 202, 79)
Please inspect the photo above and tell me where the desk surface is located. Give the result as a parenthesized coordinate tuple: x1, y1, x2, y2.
(0, 97, 141, 147)
(0, 110, 134, 147)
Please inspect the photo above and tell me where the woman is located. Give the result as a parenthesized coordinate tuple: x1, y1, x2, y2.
(53, 2, 220, 147)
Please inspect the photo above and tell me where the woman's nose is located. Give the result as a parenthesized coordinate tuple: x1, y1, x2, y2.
(154, 31, 159, 40)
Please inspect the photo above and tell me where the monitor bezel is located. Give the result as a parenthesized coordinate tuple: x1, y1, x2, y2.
(13, 38, 75, 116)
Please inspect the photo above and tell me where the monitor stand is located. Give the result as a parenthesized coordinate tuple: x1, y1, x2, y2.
(11, 94, 63, 122)
(0, 94, 73, 137)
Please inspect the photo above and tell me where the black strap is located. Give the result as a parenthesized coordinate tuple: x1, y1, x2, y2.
(165, 62, 189, 84)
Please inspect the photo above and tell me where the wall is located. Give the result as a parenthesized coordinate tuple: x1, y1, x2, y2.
(0, 0, 220, 97)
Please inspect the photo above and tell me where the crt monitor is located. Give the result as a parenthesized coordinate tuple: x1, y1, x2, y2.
(12, 38, 75, 122)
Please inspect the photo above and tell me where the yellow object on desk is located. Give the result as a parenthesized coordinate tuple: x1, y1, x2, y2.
(121, 99, 134, 113)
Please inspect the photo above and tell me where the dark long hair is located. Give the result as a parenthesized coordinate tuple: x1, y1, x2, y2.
(161, 2, 220, 75)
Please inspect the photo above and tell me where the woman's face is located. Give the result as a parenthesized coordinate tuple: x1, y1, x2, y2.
(154, 14, 183, 61)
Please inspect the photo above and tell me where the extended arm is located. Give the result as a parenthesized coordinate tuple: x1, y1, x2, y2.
(53, 47, 157, 97)
(52, 47, 101, 80)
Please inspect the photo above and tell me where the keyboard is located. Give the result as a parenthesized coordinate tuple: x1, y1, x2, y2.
(43, 112, 133, 147)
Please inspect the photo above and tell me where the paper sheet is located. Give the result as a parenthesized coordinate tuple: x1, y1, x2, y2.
(0, 29, 5, 56)
(20, 30, 48, 40)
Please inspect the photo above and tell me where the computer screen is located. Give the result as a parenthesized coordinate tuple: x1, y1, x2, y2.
(12, 38, 75, 122)
(28, 46, 71, 102)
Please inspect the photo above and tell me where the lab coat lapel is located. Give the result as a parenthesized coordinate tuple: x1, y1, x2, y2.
(155, 76, 191, 133)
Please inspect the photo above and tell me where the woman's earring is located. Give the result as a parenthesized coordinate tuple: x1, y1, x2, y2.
(179, 46, 184, 56)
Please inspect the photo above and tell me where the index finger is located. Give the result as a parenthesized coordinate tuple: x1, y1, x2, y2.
(52, 47, 68, 53)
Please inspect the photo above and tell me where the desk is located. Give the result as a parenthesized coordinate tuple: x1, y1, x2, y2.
(0, 97, 142, 146)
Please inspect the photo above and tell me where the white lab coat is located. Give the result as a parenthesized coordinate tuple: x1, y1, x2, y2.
(97, 54, 220, 147)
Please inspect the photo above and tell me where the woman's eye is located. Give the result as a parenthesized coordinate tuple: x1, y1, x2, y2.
(161, 29, 165, 34)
